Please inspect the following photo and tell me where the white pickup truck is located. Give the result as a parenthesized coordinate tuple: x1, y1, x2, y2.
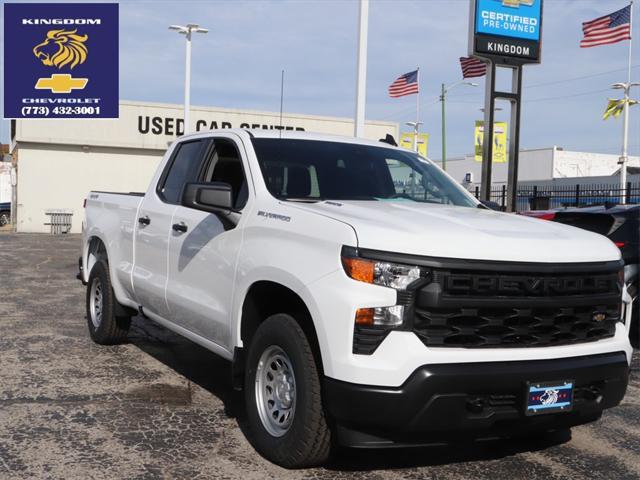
(80, 130, 632, 467)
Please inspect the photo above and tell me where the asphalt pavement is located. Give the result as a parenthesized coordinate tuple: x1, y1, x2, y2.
(1, 233, 640, 479)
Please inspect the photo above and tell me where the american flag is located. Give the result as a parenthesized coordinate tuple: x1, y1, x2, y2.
(459, 57, 487, 79)
(388, 70, 419, 98)
(581, 5, 632, 48)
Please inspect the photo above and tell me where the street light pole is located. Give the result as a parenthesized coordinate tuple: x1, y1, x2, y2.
(440, 80, 478, 170)
(612, 81, 640, 204)
(354, 0, 369, 138)
(169, 24, 208, 135)
(405, 121, 423, 153)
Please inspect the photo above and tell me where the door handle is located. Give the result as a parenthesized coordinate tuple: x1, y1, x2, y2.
(138, 215, 150, 226)
(172, 222, 188, 233)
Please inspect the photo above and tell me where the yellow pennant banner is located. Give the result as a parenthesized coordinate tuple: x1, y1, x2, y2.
(399, 133, 429, 157)
(475, 121, 507, 163)
(603, 98, 638, 120)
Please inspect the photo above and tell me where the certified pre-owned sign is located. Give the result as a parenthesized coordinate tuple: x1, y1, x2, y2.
(469, 0, 543, 64)
(3, 3, 118, 119)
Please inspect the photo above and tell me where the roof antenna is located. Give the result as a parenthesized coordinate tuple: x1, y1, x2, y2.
(279, 69, 285, 139)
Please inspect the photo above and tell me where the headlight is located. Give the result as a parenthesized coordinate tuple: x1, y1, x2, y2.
(341, 257, 423, 289)
(375, 262, 422, 289)
(342, 252, 427, 327)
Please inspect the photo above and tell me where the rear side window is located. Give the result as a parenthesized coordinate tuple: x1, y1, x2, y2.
(158, 140, 208, 204)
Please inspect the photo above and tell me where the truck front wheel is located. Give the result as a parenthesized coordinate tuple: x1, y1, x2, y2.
(244, 313, 331, 468)
(86, 259, 131, 344)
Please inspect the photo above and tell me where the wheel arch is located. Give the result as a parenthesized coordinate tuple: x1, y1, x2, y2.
(84, 234, 136, 317)
(235, 280, 324, 388)
(84, 234, 109, 282)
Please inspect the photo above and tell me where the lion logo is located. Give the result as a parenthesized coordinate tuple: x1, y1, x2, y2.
(540, 389, 559, 406)
(33, 29, 88, 70)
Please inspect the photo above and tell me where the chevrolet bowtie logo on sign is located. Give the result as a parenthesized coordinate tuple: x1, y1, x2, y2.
(3, 3, 119, 119)
(499, 0, 535, 7)
(35, 74, 89, 94)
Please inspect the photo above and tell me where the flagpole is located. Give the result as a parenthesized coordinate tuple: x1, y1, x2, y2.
(628, 1, 634, 85)
(620, 0, 633, 203)
(414, 67, 420, 152)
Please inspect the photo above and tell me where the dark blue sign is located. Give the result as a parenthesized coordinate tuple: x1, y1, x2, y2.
(3, 3, 118, 119)
(476, 0, 541, 41)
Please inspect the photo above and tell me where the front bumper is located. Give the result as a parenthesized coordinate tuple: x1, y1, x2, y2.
(324, 351, 629, 447)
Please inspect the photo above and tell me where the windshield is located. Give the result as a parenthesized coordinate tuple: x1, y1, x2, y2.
(251, 138, 478, 207)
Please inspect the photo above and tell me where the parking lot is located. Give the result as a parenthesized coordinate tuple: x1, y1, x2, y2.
(1, 232, 639, 479)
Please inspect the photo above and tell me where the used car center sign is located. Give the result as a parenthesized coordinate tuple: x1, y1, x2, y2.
(469, 0, 543, 64)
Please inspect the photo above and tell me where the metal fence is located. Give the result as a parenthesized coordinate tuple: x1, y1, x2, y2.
(473, 183, 640, 212)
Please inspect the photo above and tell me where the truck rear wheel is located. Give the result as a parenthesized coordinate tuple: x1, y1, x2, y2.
(244, 314, 331, 468)
(86, 259, 131, 344)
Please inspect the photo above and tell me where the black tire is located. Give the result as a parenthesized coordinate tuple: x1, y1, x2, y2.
(0, 211, 9, 227)
(244, 314, 331, 468)
(86, 259, 131, 344)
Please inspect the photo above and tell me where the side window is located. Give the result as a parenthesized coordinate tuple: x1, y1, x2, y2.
(158, 140, 208, 204)
(203, 139, 249, 210)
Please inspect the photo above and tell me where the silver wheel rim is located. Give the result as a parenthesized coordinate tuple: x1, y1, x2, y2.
(255, 345, 296, 437)
(89, 277, 103, 329)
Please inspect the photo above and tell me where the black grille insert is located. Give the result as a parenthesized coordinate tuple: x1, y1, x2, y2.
(414, 305, 619, 348)
(353, 325, 390, 355)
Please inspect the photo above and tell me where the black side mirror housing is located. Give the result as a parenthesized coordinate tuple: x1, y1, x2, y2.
(478, 199, 503, 211)
(182, 182, 233, 213)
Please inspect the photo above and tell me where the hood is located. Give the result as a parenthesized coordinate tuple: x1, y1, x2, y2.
(288, 200, 621, 263)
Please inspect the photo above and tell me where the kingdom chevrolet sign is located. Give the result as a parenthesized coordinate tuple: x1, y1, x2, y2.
(468, 0, 543, 65)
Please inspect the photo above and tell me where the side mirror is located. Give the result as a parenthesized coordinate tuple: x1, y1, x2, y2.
(478, 199, 503, 211)
(182, 182, 233, 213)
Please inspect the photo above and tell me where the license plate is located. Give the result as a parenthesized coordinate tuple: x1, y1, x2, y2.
(525, 380, 574, 416)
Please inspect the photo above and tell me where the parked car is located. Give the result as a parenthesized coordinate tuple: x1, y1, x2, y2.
(80, 130, 632, 468)
(522, 205, 639, 347)
(0, 202, 10, 227)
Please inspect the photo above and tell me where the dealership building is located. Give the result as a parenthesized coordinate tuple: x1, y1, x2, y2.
(9, 100, 399, 233)
(438, 148, 640, 187)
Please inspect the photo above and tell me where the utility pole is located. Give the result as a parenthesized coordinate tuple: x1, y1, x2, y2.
(169, 24, 208, 135)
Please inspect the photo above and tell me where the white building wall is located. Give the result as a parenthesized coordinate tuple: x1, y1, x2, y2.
(0, 163, 11, 203)
(15, 100, 398, 151)
(439, 148, 554, 185)
(16, 144, 162, 233)
(553, 150, 640, 178)
(438, 147, 640, 187)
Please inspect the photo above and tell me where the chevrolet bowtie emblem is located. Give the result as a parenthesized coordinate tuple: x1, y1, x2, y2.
(501, 0, 535, 7)
(35, 74, 88, 93)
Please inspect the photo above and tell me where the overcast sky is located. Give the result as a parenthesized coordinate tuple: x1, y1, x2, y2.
(1, 0, 639, 159)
